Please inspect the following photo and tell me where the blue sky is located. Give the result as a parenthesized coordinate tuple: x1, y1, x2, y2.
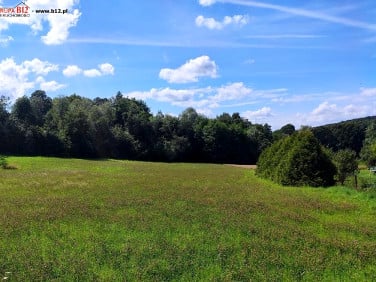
(0, 0, 375, 129)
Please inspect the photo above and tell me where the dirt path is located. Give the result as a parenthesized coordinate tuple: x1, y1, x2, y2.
(225, 164, 257, 169)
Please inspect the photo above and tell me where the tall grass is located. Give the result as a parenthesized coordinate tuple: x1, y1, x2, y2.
(1, 157, 376, 280)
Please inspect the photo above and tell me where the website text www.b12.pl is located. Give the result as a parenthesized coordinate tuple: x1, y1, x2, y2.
(35, 9, 69, 14)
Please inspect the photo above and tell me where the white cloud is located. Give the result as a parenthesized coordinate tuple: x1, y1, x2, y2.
(0, 0, 81, 45)
(242, 107, 273, 122)
(121, 83, 376, 128)
(63, 65, 82, 77)
(0, 57, 61, 99)
(224, 15, 249, 26)
(36, 76, 66, 91)
(267, 87, 376, 128)
(63, 63, 114, 78)
(41, 9, 81, 45)
(125, 87, 207, 105)
(198, 0, 216, 6)
(311, 101, 337, 117)
(99, 63, 114, 75)
(159, 55, 217, 83)
(360, 87, 376, 97)
(0, 57, 117, 99)
(23, 58, 59, 75)
(124, 82, 254, 113)
(212, 82, 252, 102)
(83, 69, 102, 78)
(299, 101, 375, 126)
(195, 16, 222, 30)
(195, 15, 249, 30)
(0, 58, 34, 99)
(0, 35, 13, 47)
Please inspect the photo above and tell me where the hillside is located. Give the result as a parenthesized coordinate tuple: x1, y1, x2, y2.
(311, 116, 376, 153)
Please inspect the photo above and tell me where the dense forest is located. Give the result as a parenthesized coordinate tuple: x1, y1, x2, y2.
(311, 116, 376, 154)
(0, 91, 273, 163)
(273, 117, 376, 158)
(1, 90, 375, 164)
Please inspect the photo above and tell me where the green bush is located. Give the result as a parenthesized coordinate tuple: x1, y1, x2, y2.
(256, 130, 336, 187)
(333, 149, 358, 186)
(0, 155, 8, 169)
(358, 171, 376, 189)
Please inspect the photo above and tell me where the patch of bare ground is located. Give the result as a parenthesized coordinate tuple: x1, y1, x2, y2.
(225, 164, 257, 169)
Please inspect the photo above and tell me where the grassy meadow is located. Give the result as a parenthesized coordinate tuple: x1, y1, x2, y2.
(1, 157, 376, 281)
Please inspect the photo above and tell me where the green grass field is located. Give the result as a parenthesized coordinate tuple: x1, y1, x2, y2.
(1, 157, 376, 281)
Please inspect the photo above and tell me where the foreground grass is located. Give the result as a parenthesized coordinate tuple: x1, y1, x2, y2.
(1, 157, 376, 281)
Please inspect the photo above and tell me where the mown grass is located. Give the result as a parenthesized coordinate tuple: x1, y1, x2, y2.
(1, 157, 376, 281)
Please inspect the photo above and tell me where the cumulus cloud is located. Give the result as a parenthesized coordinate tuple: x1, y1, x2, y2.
(224, 15, 249, 26)
(0, 58, 34, 99)
(195, 15, 249, 30)
(159, 55, 218, 83)
(311, 101, 336, 117)
(124, 82, 253, 113)
(41, 9, 81, 45)
(0, 57, 61, 99)
(212, 82, 252, 104)
(195, 16, 222, 30)
(63, 63, 115, 77)
(23, 58, 59, 75)
(122, 83, 376, 128)
(36, 76, 66, 91)
(126, 87, 201, 104)
(299, 101, 375, 126)
(62, 65, 82, 77)
(83, 68, 102, 78)
(242, 107, 273, 122)
(0, 0, 81, 45)
(267, 87, 376, 127)
(123, 83, 376, 127)
(198, 0, 216, 6)
(99, 63, 115, 75)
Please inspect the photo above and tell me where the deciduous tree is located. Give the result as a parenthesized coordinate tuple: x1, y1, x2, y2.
(334, 149, 358, 186)
(361, 122, 376, 168)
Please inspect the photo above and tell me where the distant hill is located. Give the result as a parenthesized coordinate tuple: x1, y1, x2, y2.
(311, 116, 376, 153)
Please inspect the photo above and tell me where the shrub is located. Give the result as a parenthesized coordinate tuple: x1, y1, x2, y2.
(358, 173, 376, 189)
(360, 122, 376, 168)
(256, 130, 336, 187)
(333, 149, 358, 186)
(0, 155, 8, 169)
(361, 143, 376, 168)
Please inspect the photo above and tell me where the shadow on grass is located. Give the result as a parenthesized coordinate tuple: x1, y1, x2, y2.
(2, 165, 17, 170)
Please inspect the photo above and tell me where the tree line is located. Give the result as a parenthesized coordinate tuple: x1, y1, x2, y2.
(2, 90, 375, 169)
(0, 91, 273, 163)
(310, 116, 376, 169)
(311, 116, 376, 154)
